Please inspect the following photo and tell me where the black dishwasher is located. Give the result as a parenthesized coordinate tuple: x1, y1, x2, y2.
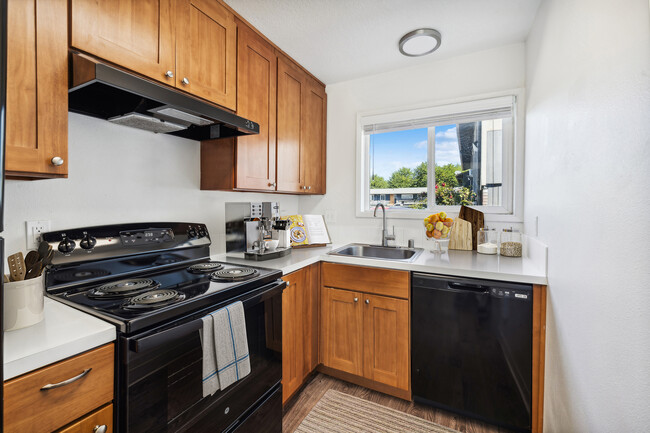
(411, 273, 533, 432)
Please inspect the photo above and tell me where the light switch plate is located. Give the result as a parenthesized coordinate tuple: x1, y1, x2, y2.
(325, 209, 337, 224)
(26, 220, 51, 250)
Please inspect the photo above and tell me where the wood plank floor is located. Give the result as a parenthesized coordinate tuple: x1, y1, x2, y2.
(283, 373, 516, 433)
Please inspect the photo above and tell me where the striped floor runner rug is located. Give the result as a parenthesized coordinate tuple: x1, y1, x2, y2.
(295, 389, 460, 433)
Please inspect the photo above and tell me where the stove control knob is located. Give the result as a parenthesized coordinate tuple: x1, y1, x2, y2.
(80, 232, 97, 250)
(198, 227, 207, 238)
(187, 227, 197, 238)
(58, 234, 76, 254)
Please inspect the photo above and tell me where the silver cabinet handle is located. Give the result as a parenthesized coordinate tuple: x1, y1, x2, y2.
(182, 77, 190, 85)
(307, 186, 312, 190)
(365, 299, 370, 304)
(354, 297, 358, 302)
(51, 156, 64, 166)
(94, 425, 107, 433)
(285, 282, 290, 287)
(40, 368, 92, 390)
(165, 70, 174, 78)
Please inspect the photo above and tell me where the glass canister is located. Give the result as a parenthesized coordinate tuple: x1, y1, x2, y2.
(477, 228, 498, 255)
(499, 229, 523, 257)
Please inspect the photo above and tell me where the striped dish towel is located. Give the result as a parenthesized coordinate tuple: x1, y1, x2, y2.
(200, 301, 250, 396)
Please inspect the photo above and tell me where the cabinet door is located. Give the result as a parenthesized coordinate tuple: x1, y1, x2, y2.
(5, 0, 68, 179)
(302, 263, 320, 376)
(321, 287, 363, 376)
(176, 0, 237, 109)
(276, 56, 305, 193)
(235, 24, 277, 191)
(282, 270, 306, 403)
(362, 294, 409, 390)
(301, 78, 327, 194)
(57, 404, 113, 433)
(70, 0, 175, 85)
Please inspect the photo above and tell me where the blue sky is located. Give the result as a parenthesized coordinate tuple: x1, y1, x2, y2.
(369, 125, 461, 179)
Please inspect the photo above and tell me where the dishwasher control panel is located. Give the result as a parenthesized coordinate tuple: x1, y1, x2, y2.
(491, 287, 530, 300)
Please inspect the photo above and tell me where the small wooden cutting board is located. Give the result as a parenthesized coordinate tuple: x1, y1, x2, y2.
(449, 218, 473, 250)
(459, 205, 485, 250)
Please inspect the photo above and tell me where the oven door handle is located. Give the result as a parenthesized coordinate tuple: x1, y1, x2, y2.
(130, 318, 203, 353)
(130, 280, 285, 353)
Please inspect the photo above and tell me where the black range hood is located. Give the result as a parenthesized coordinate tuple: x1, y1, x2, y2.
(68, 53, 259, 140)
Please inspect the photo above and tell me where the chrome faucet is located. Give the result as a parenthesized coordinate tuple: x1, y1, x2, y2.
(373, 203, 395, 247)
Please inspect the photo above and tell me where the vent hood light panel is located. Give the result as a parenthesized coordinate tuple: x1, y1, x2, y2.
(148, 106, 213, 126)
(108, 113, 188, 134)
(68, 54, 259, 140)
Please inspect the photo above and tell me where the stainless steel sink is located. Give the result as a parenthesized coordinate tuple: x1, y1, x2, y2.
(328, 243, 423, 262)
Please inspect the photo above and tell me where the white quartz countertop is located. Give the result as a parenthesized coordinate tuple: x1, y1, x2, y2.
(212, 240, 548, 285)
(3, 297, 116, 381)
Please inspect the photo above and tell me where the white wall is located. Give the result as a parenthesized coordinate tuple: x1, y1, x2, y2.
(525, 0, 650, 431)
(300, 43, 527, 246)
(4, 114, 299, 256)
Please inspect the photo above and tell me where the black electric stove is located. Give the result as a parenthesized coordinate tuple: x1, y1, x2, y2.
(42, 222, 284, 433)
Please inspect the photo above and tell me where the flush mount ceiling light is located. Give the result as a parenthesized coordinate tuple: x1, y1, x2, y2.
(399, 28, 442, 57)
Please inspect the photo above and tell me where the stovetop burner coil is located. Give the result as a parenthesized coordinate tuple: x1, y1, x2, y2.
(124, 289, 185, 309)
(210, 267, 258, 282)
(88, 278, 161, 299)
(187, 262, 224, 274)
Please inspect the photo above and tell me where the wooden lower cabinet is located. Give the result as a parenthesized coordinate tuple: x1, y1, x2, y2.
(321, 287, 409, 393)
(282, 263, 319, 403)
(56, 404, 113, 433)
(320, 287, 362, 376)
(3, 343, 114, 433)
(362, 294, 409, 390)
(282, 267, 306, 402)
(320, 264, 411, 398)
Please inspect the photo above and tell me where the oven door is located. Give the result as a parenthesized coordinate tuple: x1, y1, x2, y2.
(118, 280, 284, 433)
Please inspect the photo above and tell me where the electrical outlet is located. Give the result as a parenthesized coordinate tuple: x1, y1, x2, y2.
(25, 220, 51, 250)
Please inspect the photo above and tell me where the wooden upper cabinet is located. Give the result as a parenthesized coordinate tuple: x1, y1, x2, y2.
(301, 78, 327, 194)
(5, 0, 68, 178)
(276, 56, 305, 193)
(176, 0, 237, 110)
(70, 0, 176, 85)
(362, 294, 409, 391)
(321, 287, 363, 377)
(276, 55, 327, 194)
(235, 24, 277, 191)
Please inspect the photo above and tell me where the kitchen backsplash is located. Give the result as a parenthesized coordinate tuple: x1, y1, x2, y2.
(3, 114, 299, 257)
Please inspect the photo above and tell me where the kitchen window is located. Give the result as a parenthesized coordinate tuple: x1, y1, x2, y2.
(356, 92, 524, 221)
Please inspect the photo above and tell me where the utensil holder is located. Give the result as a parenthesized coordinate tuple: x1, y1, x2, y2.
(4, 274, 45, 331)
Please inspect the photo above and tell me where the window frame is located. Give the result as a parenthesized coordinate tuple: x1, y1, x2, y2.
(355, 89, 525, 223)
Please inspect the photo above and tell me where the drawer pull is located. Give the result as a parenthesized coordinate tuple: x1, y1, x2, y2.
(40, 368, 92, 390)
(94, 425, 107, 433)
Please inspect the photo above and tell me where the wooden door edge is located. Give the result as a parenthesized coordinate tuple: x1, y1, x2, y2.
(532, 284, 547, 433)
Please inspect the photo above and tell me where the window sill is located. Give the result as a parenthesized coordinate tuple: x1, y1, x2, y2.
(355, 207, 523, 223)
